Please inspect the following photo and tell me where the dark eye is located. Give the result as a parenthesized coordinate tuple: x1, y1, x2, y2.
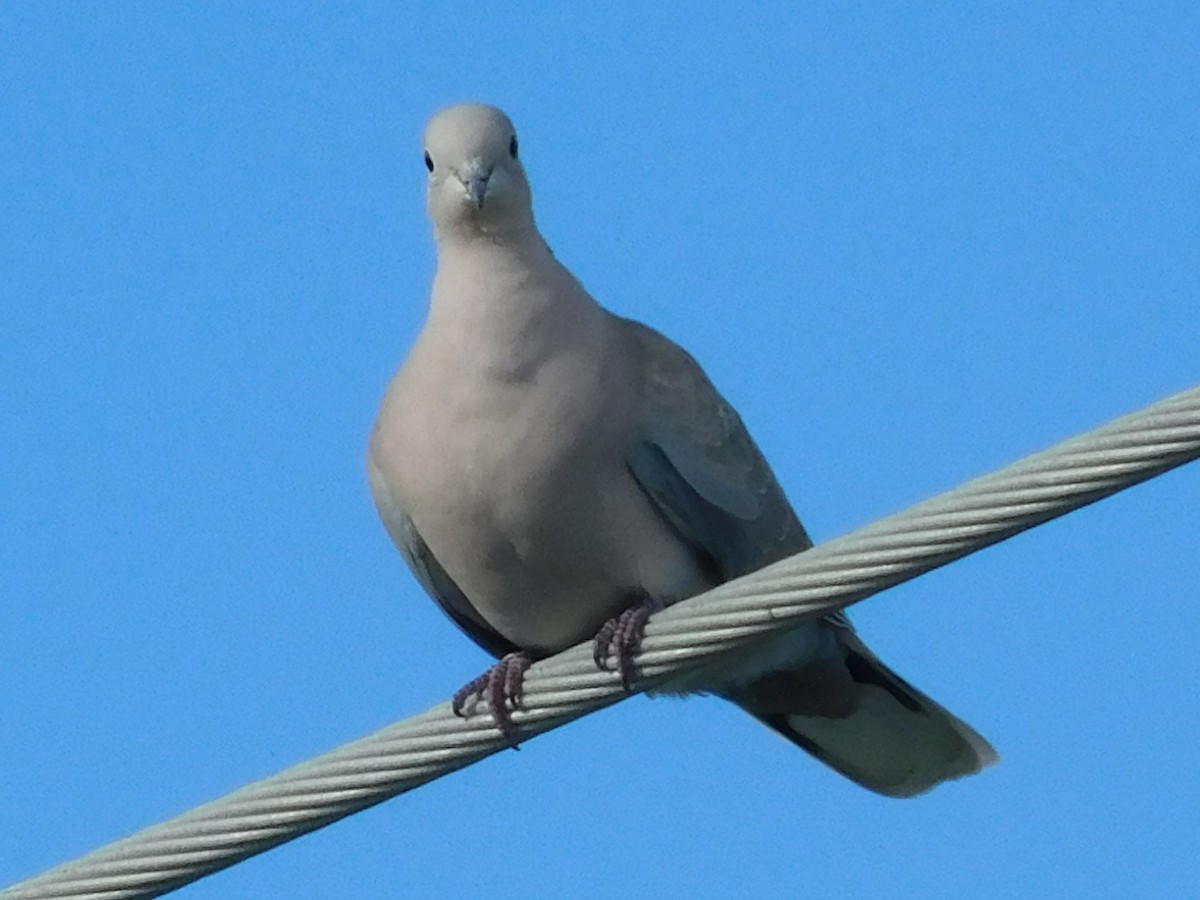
(509, 135, 518, 159)
(423, 151, 434, 172)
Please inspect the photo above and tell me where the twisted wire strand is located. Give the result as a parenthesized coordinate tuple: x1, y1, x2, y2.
(4, 385, 1198, 899)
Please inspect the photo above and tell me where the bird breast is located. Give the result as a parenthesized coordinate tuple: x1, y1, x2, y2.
(374, 328, 705, 651)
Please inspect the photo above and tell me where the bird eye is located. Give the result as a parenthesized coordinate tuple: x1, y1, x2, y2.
(423, 151, 434, 172)
(509, 135, 518, 159)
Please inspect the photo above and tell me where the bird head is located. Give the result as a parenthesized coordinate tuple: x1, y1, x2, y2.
(423, 103, 535, 240)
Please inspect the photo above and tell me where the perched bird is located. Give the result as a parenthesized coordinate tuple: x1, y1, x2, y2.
(368, 103, 997, 796)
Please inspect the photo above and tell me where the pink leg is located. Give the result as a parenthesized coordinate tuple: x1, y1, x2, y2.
(593, 592, 659, 690)
(452, 651, 532, 746)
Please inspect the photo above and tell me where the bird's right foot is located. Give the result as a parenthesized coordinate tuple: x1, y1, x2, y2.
(452, 651, 532, 747)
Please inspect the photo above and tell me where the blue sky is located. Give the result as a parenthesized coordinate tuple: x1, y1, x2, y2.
(2, 4, 1198, 898)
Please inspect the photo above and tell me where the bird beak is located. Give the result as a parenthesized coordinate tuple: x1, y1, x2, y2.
(458, 161, 492, 208)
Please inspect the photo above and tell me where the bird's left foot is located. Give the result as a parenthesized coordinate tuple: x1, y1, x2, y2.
(452, 651, 532, 746)
(593, 591, 659, 690)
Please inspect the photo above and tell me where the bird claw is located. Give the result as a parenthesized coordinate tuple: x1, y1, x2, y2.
(452, 651, 531, 746)
(593, 593, 658, 690)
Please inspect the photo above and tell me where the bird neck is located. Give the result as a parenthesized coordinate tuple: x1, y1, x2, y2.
(432, 208, 540, 247)
(425, 236, 604, 380)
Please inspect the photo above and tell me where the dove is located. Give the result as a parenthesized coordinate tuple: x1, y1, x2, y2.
(367, 103, 996, 796)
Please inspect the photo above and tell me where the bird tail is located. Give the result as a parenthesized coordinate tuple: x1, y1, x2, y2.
(737, 631, 998, 797)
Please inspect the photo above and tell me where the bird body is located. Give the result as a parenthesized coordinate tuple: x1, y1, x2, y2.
(370, 282, 703, 653)
(368, 103, 997, 795)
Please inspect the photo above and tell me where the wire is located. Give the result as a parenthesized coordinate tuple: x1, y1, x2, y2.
(4, 384, 1198, 900)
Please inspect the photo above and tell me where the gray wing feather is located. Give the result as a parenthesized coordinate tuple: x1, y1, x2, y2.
(622, 319, 851, 630)
(623, 319, 811, 574)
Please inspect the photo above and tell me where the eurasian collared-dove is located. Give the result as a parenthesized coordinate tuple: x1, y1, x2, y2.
(368, 103, 997, 796)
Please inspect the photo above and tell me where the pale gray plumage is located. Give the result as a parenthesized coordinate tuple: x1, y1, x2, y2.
(368, 103, 997, 796)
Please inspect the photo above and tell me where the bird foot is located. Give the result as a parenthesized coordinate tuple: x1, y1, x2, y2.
(452, 651, 532, 746)
(593, 592, 659, 689)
